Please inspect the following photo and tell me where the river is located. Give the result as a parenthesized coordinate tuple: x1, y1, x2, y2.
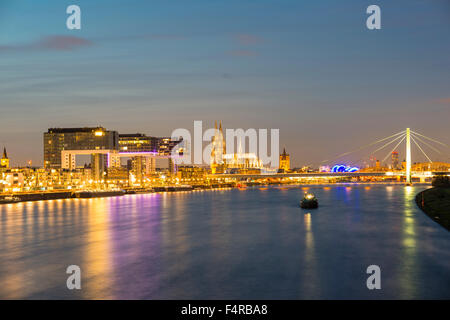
(1, 184, 449, 299)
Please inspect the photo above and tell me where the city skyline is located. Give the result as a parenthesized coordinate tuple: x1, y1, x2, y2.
(1, 0, 450, 166)
(0, 123, 448, 169)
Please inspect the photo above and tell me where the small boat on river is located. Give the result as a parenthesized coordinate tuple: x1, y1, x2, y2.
(300, 192, 318, 209)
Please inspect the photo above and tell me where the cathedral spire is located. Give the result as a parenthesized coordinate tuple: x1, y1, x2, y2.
(1, 147, 9, 168)
(219, 121, 226, 155)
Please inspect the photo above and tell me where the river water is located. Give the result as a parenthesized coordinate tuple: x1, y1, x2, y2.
(0, 184, 449, 299)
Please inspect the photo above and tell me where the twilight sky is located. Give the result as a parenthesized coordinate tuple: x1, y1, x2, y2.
(1, 0, 449, 167)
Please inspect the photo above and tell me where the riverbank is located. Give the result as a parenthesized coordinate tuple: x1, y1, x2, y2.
(416, 188, 450, 231)
(0, 190, 125, 204)
(0, 184, 235, 204)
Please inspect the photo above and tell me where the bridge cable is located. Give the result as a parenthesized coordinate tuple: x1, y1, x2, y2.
(411, 130, 448, 147)
(371, 132, 406, 155)
(321, 130, 405, 163)
(411, 136, 433, 163)
(410, 133, 442, 154)
(381, 135, 406, 163)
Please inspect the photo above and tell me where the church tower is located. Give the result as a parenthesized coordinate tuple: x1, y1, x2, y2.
(1, 147, 10, 168)
(210, 121, 226, 174)
(279, 148, 290, 172)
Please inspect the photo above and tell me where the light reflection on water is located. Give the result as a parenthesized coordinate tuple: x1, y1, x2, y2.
(0, 185, 449, 299)
(399, 186, 417, 299)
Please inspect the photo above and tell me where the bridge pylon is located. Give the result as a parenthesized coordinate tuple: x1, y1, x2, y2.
(406, 128, 412, 185)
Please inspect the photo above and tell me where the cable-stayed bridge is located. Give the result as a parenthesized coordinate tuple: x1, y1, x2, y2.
(210, 128, 450, 185)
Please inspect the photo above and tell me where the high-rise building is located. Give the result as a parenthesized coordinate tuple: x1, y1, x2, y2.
(279, 148, 290, 171)
(1, 147, 9, 168)
(391, 151, 399, 169)
(44, 127, 119, 169)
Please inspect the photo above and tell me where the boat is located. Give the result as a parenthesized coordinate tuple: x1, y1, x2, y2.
(300, 192, 318, 209)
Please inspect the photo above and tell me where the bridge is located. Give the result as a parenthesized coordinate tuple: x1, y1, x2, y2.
(208, 172, 447, 183)
(209, 128, 450, 185)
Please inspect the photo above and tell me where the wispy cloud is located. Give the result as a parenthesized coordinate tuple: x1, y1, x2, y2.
(234, 34, 264, 46)
(0, 35, 93, 53)
(435, 97, 450, 104)
(229, 34, 263, 57)
(95, 33, 185, 42)
(229, 50, 258, 57)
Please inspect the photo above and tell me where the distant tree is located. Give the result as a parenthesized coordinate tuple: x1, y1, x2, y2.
(432, 175, 450, 188)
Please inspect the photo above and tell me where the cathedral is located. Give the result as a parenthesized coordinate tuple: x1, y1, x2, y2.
(210, 122, 265, 174)
(210, 121, 226, 174)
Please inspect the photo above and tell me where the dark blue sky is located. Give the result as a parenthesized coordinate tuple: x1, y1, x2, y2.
(1, 0, 449, 166)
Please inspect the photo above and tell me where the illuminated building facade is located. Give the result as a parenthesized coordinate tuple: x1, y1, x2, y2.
(4, 172, 24, 191)
(118, 134, 159, 153)
(119, 134, 182, 178)
(158, 137, 182, 156)
(106, 167, 129, 185)
(391, 151, 399, 169)
(223, 152, 263, 170)
(44, 127, 119, 169)
(279, 148, 290, 172)
(375, 160, 381, 170)
(412, 162, 450, 172)
(177, 165, 207, 181)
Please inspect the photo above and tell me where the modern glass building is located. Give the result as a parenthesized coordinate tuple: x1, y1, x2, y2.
(43, 127, 119, 168)
(119, 134, 181, 155)
(118, 134, 159, 153)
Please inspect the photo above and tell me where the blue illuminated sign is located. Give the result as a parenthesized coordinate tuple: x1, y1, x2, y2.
(331, 164, 360, 173)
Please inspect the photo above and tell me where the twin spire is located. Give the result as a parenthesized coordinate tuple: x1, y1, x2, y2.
(214, 120, 223, 132)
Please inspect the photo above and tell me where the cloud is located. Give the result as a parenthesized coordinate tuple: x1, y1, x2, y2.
(435, 97, 450, 104)
(0, 35, 93, 53)
(229, 50, 258, 57)
(234, 34, 264, 46)
(37, 35, 92, 50)
(96, 33, 185, 42)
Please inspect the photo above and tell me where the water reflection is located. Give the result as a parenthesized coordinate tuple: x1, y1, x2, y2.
(82, 199, 113, 299)
(0, 185, 449, 299)
(302, 213, 319, 297)
(399, 186, 418, 299)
